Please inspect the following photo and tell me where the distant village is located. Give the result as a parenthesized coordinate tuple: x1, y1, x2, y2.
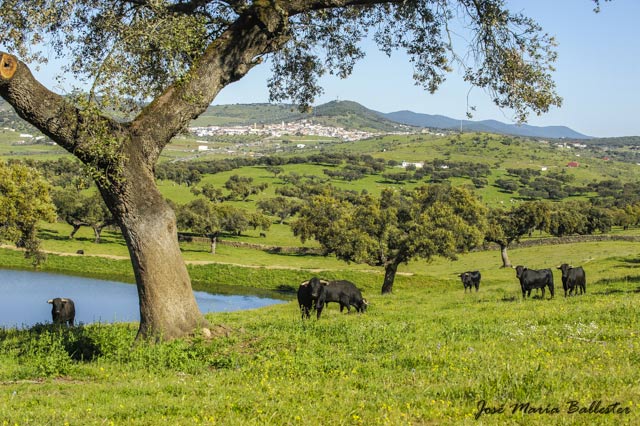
(189, 119, 413, 143)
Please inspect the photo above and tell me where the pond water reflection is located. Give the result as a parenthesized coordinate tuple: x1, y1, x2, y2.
(0, 269, 288, 329)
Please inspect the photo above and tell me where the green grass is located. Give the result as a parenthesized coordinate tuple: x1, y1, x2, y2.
(1, 240, 639, 425)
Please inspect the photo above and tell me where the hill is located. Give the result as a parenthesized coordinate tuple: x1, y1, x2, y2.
(383, 110, 592, 139)
(193, 100, 411, 132)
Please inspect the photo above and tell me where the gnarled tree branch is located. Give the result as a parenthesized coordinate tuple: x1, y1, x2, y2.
(0, 52, 126, 169)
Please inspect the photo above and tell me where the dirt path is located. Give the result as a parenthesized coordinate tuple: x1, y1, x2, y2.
(0, 244, 417, 276)
(0, 244, 350, 273)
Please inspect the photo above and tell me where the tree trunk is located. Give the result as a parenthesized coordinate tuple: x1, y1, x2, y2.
(69, 224, 82, 239)
(210, 234, 217, 255)
(92, 225, 102, 244)
(381, 262, 399, 294)
(103, 167, 208, 341)
(500, 244, 512, 268)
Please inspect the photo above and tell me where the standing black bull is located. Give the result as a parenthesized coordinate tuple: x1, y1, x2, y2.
(458, 271, 481, 292)
(297, 277, 328, 319)
(557, 264, 586, 297)
(514, 266, 554, 299)
(316, 280, 368, 319)
(47, 297, 75, 326)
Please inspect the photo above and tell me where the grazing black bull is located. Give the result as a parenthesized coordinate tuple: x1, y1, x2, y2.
(316, 280, 368, 319)
(514, 266, 554, 299)
(459, 271, 481, 292)
(557, 264, 586, 297)
(47, 298, 75, 326)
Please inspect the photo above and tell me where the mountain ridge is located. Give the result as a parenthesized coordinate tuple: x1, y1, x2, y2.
(381, 109, 591, 139)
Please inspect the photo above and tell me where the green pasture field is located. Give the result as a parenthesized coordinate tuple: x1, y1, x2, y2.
(1, 238, 639, 425)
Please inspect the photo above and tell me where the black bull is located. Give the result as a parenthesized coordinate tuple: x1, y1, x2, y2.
(47, 297, 76, 326)
(458, 271, 481, 292)
(514, 266, 554, 299)
(557, 264, 586, 297)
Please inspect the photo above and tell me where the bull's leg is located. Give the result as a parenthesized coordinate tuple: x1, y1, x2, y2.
(340, 297, 351, 313)
(541, 287, 545, 299)
(316, 302, 324, 319)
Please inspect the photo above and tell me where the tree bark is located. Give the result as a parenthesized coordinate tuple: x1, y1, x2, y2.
(500, 244, 512, 268)
(381, 262, 399, 294)
(210, 234, 217, 255)
(102, 164, 208, 341)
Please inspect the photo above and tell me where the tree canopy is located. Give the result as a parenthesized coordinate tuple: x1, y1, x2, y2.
(0, 0, 566, 121)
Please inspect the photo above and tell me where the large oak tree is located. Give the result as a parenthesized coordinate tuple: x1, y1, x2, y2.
(0, 0, 572, 339)
(293, 185, 487, 294)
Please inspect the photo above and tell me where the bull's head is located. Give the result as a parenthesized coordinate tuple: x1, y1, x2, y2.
(47, 297, 69, 314)
(308, 277, 325, 299)
(514, 265, 526, 278)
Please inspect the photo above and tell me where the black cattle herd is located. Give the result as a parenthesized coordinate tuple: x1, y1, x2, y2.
(43, 265, 585, 326)
(459, 263, 587, 299)
(297, 263, 587, 319)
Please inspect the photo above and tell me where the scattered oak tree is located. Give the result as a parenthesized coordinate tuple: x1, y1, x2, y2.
(176, 199, 250, 255)
(0, 161, 56, 264)
(484, 201, 550, 267)
(52, 188, 115, 243)
(293, 184, 486, 294)
(257, 196, 303, 224)
(0, 0, 576, 339)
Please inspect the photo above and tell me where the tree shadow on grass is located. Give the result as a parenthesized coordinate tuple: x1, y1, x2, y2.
(592, 275, 640, 295)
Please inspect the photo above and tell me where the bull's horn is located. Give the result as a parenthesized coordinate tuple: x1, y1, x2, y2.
(60, 298, 69, 302)
(319, 280, 330, 285)
(568, 265, 574, 268)
(362, 299, 369, 305)
(556, 265, 562, 269)
(457, 273, 462, 277)
(47, 299, 53, 304)
(300, 280, 310, 286)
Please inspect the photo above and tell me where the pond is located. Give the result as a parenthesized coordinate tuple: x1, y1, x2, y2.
(0, 269, 288, 329)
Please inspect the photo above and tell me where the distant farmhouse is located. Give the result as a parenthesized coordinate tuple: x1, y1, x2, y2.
(401, 161, 424, 169)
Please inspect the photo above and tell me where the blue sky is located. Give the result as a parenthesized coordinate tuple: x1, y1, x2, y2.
(23, 0, 640, 138)
(211, 0, 640, 138)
